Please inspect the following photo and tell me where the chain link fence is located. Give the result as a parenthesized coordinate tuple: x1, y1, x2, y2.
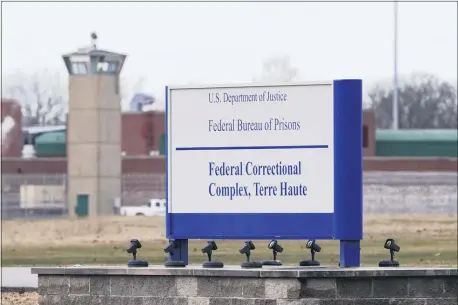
(1, 174, 67, 220)
(363, 172, 457, 214)
(121, 173, 165, 207)
(1, 172, 457, 220)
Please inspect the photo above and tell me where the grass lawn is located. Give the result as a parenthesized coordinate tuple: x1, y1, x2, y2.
(2, 215, 457, 267)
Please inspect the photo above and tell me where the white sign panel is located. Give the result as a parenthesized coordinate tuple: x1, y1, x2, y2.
(167, 83, 334, 214)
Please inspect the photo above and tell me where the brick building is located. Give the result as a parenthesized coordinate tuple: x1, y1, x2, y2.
(1, 107, 457, 174)
(122, 111, 165, 155)
(1, 99, 22, 157)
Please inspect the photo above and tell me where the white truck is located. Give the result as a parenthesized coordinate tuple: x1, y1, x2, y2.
(120, 199, 166, 216)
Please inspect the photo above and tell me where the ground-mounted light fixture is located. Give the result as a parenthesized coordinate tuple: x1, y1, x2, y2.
(262, 240, 283, 266)
(240, 240, 262, 268)
(201, 240, 224, 268)
(379, 238, 400, 267)
(164, 239, 186, 267)
(299, 239, 321, 266)
(126, 239, 148, 267)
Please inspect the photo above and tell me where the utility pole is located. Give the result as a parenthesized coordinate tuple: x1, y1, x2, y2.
(393, 1, 399, 129)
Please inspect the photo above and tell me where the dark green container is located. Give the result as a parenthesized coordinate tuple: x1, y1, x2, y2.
(34, 131, 66, 157)
(159, 133, 166, 155)
(75, 194, 89, 217)
(375, 129, 458, 157)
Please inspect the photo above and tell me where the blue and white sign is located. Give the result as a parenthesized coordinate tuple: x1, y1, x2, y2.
(166, 80, 363, 257)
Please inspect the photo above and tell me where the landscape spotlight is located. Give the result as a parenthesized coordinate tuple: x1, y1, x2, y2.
(164, 239, 186, 267)
(299, 239, 321, 266)
(239, 240, 262, 268)
(262, 240, 283, 266)
(201, 240, 224, 268)
(126, 239, 149, 267)
(379, 238, 400, 267)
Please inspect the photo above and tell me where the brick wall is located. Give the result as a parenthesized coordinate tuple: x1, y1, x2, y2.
(122, 111, 165, 156)
(1, 156, 166, 174)
(35, 267, 457, 305)
(2, 157, 456, 174)
(363, 110, 376, 157)
(1, 99, 22, 157)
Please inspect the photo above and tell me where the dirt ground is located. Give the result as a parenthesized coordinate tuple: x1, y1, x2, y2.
(2, 215, 457, 247)
(1, 292, 38, 305)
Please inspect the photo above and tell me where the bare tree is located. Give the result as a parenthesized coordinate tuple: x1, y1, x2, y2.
(2, 71, 68, 126)
(369, 73, 457, 129)
(254, 55, 299, 83)
(2, 72, 150, 122)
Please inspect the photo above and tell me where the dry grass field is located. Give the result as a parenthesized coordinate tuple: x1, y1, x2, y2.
(1, 214, 456, 305)
(1, 215, 457, 266)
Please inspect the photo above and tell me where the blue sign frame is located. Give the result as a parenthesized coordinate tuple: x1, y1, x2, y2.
(165, 80, 363, 267)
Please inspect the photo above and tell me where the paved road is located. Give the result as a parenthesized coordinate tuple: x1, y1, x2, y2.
(1, 267, 37, 289)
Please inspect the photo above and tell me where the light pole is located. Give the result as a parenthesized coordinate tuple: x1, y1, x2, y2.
(393, 1, 399, 130)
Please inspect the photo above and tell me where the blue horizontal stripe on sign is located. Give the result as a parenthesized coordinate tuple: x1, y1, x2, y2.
(175, 145, 329, 151)
(168, 213, 335, 240)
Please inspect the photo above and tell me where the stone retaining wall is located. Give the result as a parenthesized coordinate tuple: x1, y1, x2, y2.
(33, 266, 457, 305)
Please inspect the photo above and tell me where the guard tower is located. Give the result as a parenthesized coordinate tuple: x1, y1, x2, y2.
(63, 33, 126, 217)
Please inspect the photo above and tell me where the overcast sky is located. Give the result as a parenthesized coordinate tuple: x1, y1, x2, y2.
(2, 1, 457, 109)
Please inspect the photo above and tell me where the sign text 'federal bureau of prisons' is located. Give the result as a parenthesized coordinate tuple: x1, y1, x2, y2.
(167, 83, 334, 214)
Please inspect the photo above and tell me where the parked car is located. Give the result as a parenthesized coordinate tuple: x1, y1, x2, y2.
(120, 199, 166, 216)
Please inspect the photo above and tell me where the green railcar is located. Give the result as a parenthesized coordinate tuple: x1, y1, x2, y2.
(34, 131, 67, 157)
(375, 129, 457, 157)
